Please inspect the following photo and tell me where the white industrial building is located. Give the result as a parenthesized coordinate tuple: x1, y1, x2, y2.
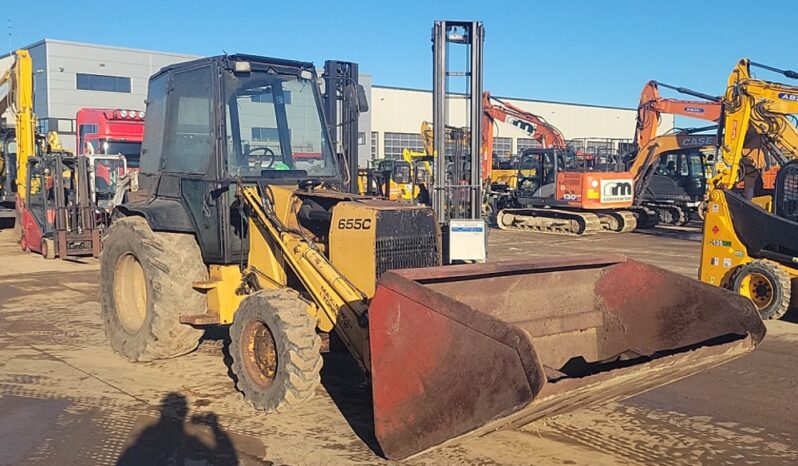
(1, 39, 674, 161)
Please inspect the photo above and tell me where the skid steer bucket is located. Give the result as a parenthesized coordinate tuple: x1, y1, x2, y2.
(369, 256, 765, 460)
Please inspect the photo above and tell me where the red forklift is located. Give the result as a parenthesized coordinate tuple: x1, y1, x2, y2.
(19, 151, 105, 259)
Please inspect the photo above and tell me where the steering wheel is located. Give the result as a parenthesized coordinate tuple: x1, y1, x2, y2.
(246, 147, 277, 169)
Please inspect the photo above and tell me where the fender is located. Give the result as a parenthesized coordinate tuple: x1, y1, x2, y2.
(114, 198, 196, 233)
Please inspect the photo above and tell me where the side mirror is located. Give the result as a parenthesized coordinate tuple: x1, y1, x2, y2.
(356, 84, 369, 113)
(343, 83, 369, 114)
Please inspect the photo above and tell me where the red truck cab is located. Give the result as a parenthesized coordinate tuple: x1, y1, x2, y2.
(76, 108, 144, 167)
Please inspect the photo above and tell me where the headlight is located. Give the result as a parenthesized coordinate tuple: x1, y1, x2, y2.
(120, 110, 128, 118)
(138, 111, 145, 118)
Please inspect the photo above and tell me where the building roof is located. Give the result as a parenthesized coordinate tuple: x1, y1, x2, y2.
(1, 38, 199, 60)
(372, 84, 635, 112)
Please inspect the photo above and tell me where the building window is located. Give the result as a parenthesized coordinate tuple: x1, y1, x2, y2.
(76, 73, 131, 93)
(493, 137, 512, 156)
(383, 132, 423, 160)
(251, 127, 280, 141)
(371, 132, 378, 158)
(251, 90, 292, 104)
(516, 138, 542, 153)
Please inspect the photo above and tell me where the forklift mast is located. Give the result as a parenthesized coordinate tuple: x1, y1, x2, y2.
(431, 21, 484, 224)
(323, 60, 367, 194)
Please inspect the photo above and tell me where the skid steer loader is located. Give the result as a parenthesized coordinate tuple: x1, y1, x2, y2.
(100, 54, 765, 460)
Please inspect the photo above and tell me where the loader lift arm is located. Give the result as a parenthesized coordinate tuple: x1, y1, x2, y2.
(238, 183, 371, 369)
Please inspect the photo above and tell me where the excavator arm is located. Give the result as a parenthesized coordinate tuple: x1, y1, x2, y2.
(0, 50, 35, 201)
(481, 91, 566, 182)
(713, 59, 798, 189)
(634, 80, 721, 154)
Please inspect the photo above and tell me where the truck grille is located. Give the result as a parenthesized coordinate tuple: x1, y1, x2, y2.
(376, 235, 439, 278)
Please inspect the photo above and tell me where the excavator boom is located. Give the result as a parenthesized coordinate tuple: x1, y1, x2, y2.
(635, 80, 721, 151)
(0, 50, 35, 201)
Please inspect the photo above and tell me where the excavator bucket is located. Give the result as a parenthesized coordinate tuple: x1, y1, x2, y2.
(368, 256, 765, 460)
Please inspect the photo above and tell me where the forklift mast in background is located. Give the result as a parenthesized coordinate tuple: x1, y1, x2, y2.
(323, 60, 368, 193)
(432, 20, 486, 262)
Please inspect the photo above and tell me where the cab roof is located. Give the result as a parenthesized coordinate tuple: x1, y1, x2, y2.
(151, 53, 316, 81)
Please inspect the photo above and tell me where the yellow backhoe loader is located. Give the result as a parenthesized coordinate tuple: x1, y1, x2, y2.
(700, 59, 798, 319)
(101, 53, 764, 460)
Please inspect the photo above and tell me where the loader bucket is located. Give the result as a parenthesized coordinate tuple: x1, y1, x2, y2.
(368, 256, 765, 460)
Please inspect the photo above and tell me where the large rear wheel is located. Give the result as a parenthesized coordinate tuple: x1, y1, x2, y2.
(99, 216, 206, 361)
(732, 260, 791, 320)
(229, 290, 322, 413)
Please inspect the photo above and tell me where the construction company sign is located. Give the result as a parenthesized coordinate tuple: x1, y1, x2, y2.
(600, 179, 634, 203)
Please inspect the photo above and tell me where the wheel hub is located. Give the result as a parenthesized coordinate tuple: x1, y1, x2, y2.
(241, 320, 278, 388)
(743, 273, 774, 309)
(113, 253, 148, 333)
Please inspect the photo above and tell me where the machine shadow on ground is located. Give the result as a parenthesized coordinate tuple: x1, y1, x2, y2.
(319, 333, 384, 457)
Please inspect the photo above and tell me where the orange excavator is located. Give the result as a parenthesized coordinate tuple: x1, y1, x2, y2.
(634, 80, 722, 150)
(627, 81, 722, 225)
(482, 92, 638, 235)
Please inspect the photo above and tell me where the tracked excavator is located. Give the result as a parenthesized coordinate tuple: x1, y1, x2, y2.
(700, 58, 798, 320)
(627, 80, 722, 225)
(100, 53, 765, 460)
(482, 92, 639, 235)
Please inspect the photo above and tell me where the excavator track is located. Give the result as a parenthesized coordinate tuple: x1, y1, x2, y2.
(597, 211, 638, 233)
(497, 208, 602, 236)
(646, 203, 690, 226)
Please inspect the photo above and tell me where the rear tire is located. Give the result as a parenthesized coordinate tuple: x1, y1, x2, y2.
(99, 216, 206, 361)
(732, 260, 791, 320)
(229, 290, 322, 413)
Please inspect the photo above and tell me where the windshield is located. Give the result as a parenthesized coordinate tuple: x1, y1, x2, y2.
(224, 70, 338, 178)
(93, 157, 126, 196)
(99, 140, 141, 168)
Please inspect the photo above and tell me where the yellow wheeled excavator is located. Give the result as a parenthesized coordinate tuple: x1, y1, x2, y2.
(700, 59, 798, 320)
(100, 53, 765, 460)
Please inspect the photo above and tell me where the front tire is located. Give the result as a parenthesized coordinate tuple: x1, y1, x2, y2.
(732, 260, 791, 320)
(99, 216, 206, 361)
(229, 290, 322, 413)
(42, 238, 56, 260)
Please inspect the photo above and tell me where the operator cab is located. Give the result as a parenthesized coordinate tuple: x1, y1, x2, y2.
(648, 149, 706, 202)
(130, 54, 342, 264)
(516, 148, 567, 198)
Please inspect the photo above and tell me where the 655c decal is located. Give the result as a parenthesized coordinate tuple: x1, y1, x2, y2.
(337, 218, 372, 230)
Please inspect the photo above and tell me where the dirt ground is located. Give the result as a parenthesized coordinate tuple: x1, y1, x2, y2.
(0, 224, 796, 465)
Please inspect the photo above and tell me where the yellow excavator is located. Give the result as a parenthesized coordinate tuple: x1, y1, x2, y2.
(700, 58, 798, 319)
(100, 53, 764, 460)
(0, 50, 36, 233)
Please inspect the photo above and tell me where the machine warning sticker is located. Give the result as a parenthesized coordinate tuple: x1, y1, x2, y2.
(723, 258, 732, 268)
(712, 204, 719, 212)
(710, 257, 720, 266)
(734, 250, 744, 257)
(599, 179, 634, 203)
